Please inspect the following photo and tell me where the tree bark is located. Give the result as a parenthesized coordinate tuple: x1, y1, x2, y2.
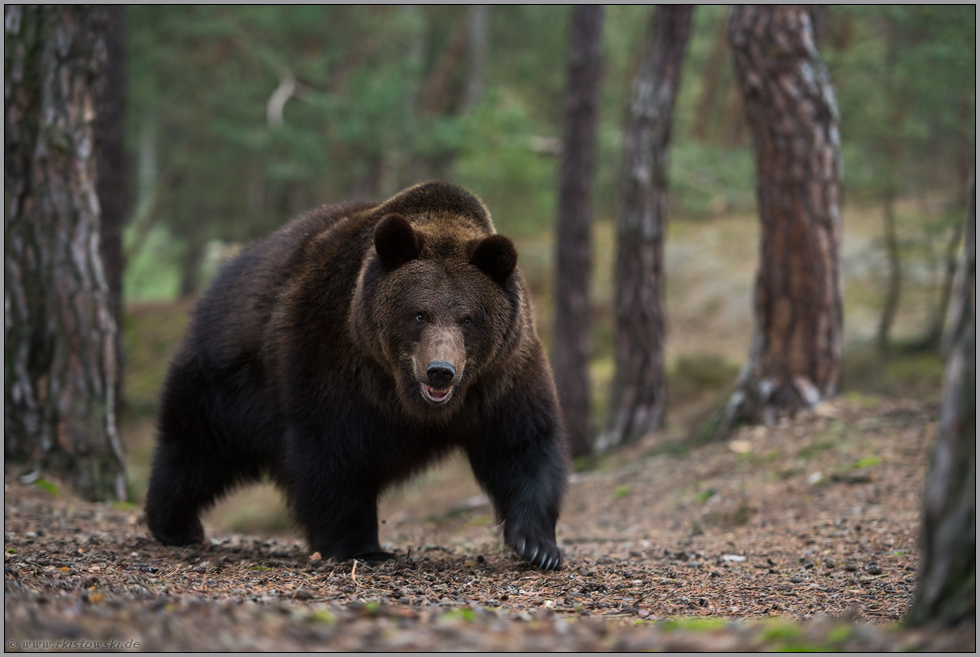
(905, 182, 975, 628)
(553, 5, 603, 459)
(96, 5, 127, 410)
(4, 5, 127, 501)
(720, 5, 844, 432)
(597, 6, 693, 453)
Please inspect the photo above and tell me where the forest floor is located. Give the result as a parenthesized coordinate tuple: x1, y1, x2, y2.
(4, 394, 975, 651)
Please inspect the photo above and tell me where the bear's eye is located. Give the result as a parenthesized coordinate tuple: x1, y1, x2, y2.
(414, 312, 426, 324)
(461, 317, 472, 327)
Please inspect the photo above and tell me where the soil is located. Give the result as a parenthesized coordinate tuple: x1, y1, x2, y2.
(4, 395, 975, 651)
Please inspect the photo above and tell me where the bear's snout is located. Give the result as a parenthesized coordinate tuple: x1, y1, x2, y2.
(425, 360, 456, 390)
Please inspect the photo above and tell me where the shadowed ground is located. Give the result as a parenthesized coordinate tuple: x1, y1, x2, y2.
(4, 396, 974, 651)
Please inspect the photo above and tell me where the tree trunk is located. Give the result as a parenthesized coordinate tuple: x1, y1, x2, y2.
(905, 182, 975, 628)
(4, 5, 126, 501)
(460, 5, 489, 113)
(553, 5, 603, 459)
(597, 6, 693, 453)
(96, 5, 128, 410)
(721, 6, 843, 432)
(877, 189, 901, 354)
(875, 18, 909, 355)
(692, 19, 728, 143)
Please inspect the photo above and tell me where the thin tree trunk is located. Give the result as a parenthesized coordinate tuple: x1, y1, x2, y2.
(96, 5, 127, 411)
(721, 6, 843, 432)
(598, 5, 693, 453)
(460, 5, 489, 113)
(905, 181, 975, 628)
(4, 5, 126, 501)
(877, 189, 901, 353)
(876, 18, 908, 355)
(916, 213, 963, 351)
(692, 19, 728, 143)
(553, 5, 603, 459)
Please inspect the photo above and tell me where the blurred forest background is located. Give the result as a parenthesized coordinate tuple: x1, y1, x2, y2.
(103, 5, 973, 529)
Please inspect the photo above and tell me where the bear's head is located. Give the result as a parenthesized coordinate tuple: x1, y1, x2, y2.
(352, 210, 525, 422)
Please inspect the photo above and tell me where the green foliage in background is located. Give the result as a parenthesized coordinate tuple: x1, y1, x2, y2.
(122, 5, 974, 301)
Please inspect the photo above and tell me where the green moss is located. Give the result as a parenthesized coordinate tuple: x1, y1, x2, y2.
(306, 609, 337, 625)
(34, 479, 61, 496)
(826, 624, 852, 643)
(695, 487, 717, 503)
(441, 608, 477, 622)
(661, 617, 727, 632)
(614, 485, 632, 498)
(758, 621, 804, 642)
(852, 456, 882, 469)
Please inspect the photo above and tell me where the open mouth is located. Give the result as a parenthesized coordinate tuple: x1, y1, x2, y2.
(421, 383, 453, 404)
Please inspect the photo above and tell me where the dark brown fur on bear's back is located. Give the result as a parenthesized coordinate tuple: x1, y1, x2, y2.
(145, 181, 568, 571)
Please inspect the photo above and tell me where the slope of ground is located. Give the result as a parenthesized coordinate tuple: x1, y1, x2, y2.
(4, 396, 974, 651)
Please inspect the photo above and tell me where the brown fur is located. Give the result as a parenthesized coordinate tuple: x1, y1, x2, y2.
(145, 181, 569, 570)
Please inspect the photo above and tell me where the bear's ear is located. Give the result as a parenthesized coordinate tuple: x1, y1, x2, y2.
(374, 214, 422, 269)
(470, 234, 518, 285)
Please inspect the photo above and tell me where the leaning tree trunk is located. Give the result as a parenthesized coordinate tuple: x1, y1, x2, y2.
(905, 182, 976, 628)
(720, 5, 843, 433)
(553, 4, 604, 459)
(597, 5, 693, 453)
(4, 5, 127, 501)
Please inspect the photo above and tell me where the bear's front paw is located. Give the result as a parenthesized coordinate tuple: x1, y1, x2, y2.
(511, 536, 563, 571)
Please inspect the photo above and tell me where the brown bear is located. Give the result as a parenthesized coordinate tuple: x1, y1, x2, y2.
(144, 181, 568, 570)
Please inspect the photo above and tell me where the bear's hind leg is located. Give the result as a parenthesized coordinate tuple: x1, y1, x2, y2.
(145, 437, 248, 546)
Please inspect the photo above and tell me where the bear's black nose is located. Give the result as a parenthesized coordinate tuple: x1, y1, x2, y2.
(426, 360, 456, 389)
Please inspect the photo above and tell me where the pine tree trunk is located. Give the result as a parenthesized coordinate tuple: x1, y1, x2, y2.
(4, 5, 126, 501)
(598, 5, 693, 453)
(905, 183, 975, 627)
(553, 4, 603, 459)
(721, 5, 843, 431)
(96, 5, 128, 410)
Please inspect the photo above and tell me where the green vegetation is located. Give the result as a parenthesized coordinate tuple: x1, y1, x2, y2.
(757, 621, 804, 642)
(661, 616, 727, 632)
(441, 608, 478, 622)
(695, 487, 717, 503)
(305, 609, 337, 625)
(121, 5, 973, 303)
(852, 456, 882, 470)
(115, 6, 974, 530)
(33, 479, 61, 497)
